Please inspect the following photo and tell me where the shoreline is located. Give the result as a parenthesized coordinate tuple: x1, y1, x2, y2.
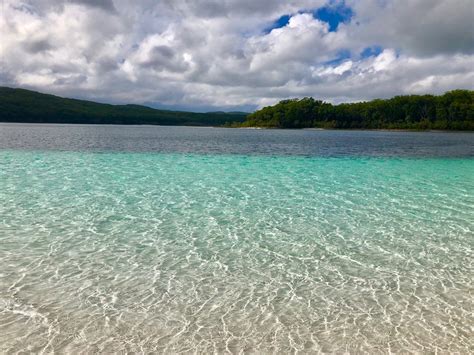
(1, 122, 472, 132)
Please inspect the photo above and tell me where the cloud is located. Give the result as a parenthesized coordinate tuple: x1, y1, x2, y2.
(347, 0, 474, 56)
(0, 0, 473, 111)
(22, 38, 55, 54)
(69, 0, 116, 12)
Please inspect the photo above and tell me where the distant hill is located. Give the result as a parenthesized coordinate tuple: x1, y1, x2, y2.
(0, 87, 248, 126)
(238, 90, 474, 130)
(2, 87, 473, 130)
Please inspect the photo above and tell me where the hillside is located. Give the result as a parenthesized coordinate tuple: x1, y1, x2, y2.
(2, 87, 473, 130)
(239, 90, 474, 130)
(0, 87, 247, 126)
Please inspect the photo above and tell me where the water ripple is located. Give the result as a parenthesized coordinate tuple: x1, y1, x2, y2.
(0, 151, 473, 353)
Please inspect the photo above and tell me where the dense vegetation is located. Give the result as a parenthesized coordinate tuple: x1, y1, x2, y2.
(239, 90, 474, 130)
(0, 87, 247, 126)
(1, 87, 472, 130)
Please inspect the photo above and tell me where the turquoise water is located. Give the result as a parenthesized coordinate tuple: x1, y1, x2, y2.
(0, 149, 472, 353)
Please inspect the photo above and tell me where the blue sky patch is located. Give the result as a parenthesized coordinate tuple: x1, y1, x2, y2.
(324, 49, 351, 65)
(264, 1, 353, 34)
(360, 46, 383, 58)
(313, 1, 353, 32)
(264, 14, 290, 34)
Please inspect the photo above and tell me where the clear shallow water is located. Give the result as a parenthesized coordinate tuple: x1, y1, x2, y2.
(0, 125, 473, 353)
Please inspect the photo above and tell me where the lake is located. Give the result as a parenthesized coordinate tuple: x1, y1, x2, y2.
(0, 124, 473, 353)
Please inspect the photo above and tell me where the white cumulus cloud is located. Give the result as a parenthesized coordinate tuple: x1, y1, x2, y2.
(1, 0, 473, 111)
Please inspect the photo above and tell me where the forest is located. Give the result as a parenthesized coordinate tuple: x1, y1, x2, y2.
(1, 87, 473, 130)
(0, 87, 247, 126)
(238, 90, 473, 130)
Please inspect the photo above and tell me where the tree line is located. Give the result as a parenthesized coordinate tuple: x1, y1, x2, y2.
(236, 90, 473, 130)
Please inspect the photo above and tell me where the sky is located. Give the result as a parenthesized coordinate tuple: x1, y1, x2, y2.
(1, 0, 473, 112)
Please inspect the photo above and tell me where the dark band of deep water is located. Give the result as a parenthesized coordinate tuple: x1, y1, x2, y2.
(1, 123, 473, 157)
